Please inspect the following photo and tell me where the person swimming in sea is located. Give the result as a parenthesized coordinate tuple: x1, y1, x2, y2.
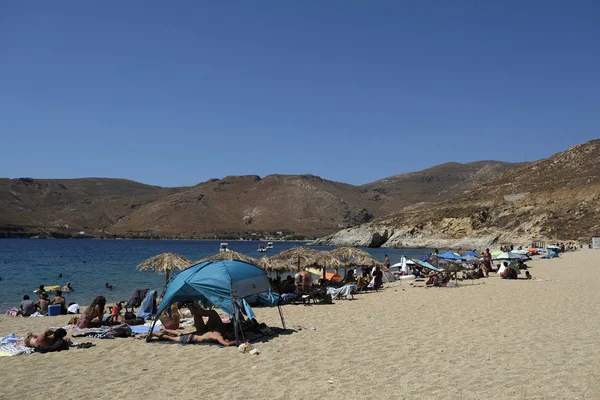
(105, 282, 113, 289)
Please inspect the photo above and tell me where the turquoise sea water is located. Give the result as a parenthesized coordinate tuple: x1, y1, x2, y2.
(0, 239, 431, 311)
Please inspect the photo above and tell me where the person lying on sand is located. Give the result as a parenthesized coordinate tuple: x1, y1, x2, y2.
(152, 328, 235, 346)
(24, 328, 67, 348)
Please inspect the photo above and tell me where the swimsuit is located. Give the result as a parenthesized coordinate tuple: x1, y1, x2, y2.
(179, 333, 196, 345)
(24, 333, 36, 347)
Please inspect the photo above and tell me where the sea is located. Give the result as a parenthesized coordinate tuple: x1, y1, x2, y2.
(0, 239, 431, 311)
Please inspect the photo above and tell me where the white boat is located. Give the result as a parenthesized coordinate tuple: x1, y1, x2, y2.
(219, 243, 229, 252)
(266, 242, 273, 249)
(257, 245, 267, 252)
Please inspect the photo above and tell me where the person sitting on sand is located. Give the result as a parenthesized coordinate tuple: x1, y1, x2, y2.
(23, 328, 67, 348)
(188, 304, 229, 334)
(426, 272, 440, 287)
(36, 292, 50, 314)
(19, 295, 36, 317)
(151, 328, 235, 346)
(108, 302, 123, 325)
(51, 290, 67, 314)
(76, 296, 106, 328)
(482, 249, 492, 274)
(61, 281, 73, 292)
(499, 262, 518, 280)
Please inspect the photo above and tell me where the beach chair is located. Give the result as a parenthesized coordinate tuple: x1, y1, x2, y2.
(327, 284, 357, 300)
(124, 288, 148, 311)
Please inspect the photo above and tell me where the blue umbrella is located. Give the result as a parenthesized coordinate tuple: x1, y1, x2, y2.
(463, 251, 478, 257)
(437, 252, 462, 260)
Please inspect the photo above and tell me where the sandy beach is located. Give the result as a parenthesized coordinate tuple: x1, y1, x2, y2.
(1, 248, 599, 400)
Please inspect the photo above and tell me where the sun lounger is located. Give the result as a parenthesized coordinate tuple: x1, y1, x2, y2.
(326, 284, 357, 300)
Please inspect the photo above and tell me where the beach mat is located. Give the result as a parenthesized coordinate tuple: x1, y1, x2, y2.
(130, 325, 161, 334)
(147, 339, 224, 348)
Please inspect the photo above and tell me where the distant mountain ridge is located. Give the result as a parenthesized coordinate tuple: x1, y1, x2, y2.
(0, 159, 528, 239)
(313, 139, 600, 248)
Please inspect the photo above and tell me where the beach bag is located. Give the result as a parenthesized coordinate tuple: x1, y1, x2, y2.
(5, 307, 19, 316)
(105, 324, 132, 338)
(124, 311, 136, 320)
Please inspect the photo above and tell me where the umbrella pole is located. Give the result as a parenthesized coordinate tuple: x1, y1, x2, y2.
(277, 305, 286, 329)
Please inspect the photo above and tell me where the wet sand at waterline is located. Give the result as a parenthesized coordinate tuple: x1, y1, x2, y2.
(2, 249, 599, 400)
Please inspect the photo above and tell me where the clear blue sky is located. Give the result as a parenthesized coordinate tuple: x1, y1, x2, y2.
(1, 1, 598, 187)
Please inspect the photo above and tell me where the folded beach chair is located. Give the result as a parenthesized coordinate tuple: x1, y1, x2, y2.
(124, 288, 148, 310)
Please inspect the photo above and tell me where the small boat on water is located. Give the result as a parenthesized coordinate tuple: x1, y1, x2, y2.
(219, 243, 229, 252)
(266, 242, 274, 249)
(257, 244, 267, 252)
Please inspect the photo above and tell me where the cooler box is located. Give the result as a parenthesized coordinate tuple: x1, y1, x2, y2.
(47, 304, 61, 316)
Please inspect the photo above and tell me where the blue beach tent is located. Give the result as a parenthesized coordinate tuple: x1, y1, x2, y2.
(463, 251, 479, 257)
(437, 252, 462, 260)
(147, 260, 283, 344)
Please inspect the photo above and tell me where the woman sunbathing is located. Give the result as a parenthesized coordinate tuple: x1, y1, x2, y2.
(24, 328, 67, 348)
(152, 328, 235, 346)
(76, 296, 106, 328)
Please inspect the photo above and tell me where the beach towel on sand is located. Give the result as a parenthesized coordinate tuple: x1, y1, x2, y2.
(327, 285, 356, 300)
(137, 290, 157, 320)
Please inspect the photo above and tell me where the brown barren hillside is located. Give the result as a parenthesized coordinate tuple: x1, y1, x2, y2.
(0, 160, 524, 239)
(315, 139, 600, 248)
(0, 178, 184, 237)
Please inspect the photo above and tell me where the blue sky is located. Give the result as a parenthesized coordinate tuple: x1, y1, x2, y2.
(1, 1, 598, 187)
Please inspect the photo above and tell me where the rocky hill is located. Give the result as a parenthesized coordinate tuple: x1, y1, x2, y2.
(0, 160, 525, 239)
(313, 140, 600, 248)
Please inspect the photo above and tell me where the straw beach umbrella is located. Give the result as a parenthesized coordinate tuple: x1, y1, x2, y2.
(329, 247, 370, 262)
(271, 247, 344, 280)
(347, 255, 384, 269)
(330, 247, 383, 277)
(136, 252, 191, 284)
(196, 250, 259, 266)
(255, 257, 297, 274)
(270, 247, 322, 271)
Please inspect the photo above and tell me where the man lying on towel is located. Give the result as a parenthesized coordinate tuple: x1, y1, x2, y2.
(152, 304, 236, 346)
(152, 328, 235, 346)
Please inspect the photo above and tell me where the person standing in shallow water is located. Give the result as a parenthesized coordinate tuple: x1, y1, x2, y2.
(384, 254, 391, 269)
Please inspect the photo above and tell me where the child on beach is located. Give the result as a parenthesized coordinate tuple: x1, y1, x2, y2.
(108, 302, 122, 324)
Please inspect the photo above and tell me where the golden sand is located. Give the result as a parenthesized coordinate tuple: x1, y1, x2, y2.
(1, 249, 599, 399)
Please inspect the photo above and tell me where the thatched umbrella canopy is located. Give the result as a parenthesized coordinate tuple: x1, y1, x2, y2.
(269, 247, 322, 271)
(136, 252, 192, 284)
(255, 257, 297, 274)
(270, 247, 345, 280)
(346, 255, 384, 269)
(195, 250, 259, 266)
(329, 247, 370, 262)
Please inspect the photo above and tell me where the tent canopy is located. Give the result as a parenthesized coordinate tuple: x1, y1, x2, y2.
(437, 252, 462, 260)
(149, 259, 282, 344)
(155, 260, 276, 319)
